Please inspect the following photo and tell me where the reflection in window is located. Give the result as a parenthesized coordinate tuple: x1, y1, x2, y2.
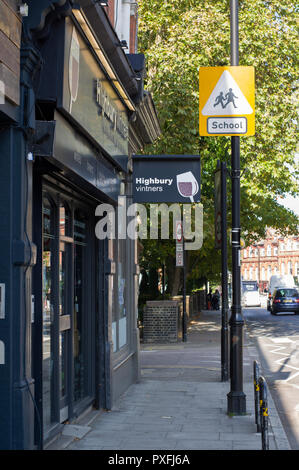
(59, 243, 66, 316)
(118, 239, 127, 349)
(59, 204, 70, 404)
(74, 209, 87, 402)
(111, 234, 128, 352)
(42, 197, 55, 432)
(59, 204, 71, 237)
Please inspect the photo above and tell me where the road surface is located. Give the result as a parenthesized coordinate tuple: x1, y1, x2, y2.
(243, 300, 299, 450)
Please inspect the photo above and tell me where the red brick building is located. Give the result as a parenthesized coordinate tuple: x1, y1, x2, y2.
(241, 228, 299, 291)
(105, 0, 138, 53)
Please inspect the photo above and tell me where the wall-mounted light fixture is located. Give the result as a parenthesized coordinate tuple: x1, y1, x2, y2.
(18, 2, 28, 16)
(116, 39, 128, 49)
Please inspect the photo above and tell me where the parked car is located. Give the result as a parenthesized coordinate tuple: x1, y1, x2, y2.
(267, 274, 295, 310)
(270, 287, 299, 315)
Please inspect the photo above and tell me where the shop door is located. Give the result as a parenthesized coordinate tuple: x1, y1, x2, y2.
(58, 203, 72, 422)
(42, 189, 95, 437)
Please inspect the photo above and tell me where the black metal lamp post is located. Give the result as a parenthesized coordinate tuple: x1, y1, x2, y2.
(227, 0, 246, 414)
(221, 160, 229, 382)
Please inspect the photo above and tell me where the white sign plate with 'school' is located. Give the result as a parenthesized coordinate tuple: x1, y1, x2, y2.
(207, 117, 247, 134)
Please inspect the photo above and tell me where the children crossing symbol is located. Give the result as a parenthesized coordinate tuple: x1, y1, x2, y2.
(202, 70, 253, 116)
(199, 66, 255, 137)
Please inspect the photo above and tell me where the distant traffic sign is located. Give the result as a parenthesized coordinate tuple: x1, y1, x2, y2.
(199, 66, 255, 137)
(176, 220, 184, 267)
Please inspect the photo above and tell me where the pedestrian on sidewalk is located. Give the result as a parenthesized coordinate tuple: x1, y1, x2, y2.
(207, 290, 212, 310)
(212, 289, 220, 310)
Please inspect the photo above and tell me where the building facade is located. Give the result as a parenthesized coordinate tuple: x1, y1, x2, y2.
(0, 0, 160, 450)
(241, 228, 299, 291)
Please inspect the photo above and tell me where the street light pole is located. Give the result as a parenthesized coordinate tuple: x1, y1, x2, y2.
(227, 0, 246, 414)
(221, 161, 229, 382)
(182, 239, 187, 342)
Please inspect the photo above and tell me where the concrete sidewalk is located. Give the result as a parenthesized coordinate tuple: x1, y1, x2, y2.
(47, 310, 290, 451)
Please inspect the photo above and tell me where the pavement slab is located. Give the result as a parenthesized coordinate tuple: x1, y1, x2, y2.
(46, 310, 290, 451)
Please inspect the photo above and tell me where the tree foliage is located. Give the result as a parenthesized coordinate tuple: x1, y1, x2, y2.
(137, 0, 298, 290)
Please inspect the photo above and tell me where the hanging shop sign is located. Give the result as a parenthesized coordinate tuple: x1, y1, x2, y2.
(132, 155, 201, 203)
(61, 18, 129, 168)
(199, 66, 255, 137)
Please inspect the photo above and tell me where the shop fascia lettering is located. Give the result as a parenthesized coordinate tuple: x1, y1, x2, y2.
(96, 78, 128, 140)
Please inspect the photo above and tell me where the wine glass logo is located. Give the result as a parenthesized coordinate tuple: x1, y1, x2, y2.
(69, 27, 80, 114)
(176, 171, 199, 203)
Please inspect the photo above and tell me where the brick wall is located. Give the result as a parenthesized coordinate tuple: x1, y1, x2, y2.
(143, 301, 179, 343)
(106, 0, 115, 27)
(171, 291, 206, 319)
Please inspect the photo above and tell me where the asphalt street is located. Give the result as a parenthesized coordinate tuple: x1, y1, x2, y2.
(243, 297, 299, 450)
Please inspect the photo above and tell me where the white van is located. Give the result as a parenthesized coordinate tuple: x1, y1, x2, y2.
(242, 281, 261, 307)
(267, 274, 295, 310)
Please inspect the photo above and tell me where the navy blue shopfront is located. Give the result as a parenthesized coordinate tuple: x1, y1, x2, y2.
(0, 0, 159, 449)
(28, 4, 139, 447)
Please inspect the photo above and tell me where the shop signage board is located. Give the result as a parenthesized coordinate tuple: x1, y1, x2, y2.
(54, 111, 121, 202)
(132, 155, 201, 203)
(199, 66, 255, 137)
(62, 18, 129, 169)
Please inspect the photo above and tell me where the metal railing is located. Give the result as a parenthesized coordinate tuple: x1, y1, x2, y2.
(253, 360, 269, 450)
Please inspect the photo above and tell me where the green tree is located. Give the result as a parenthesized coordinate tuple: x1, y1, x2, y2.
(137, 0, 298, 292)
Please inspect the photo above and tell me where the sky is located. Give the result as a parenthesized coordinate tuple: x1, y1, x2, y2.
(278, 194, 299, 217)
(277, 155, 299, 217)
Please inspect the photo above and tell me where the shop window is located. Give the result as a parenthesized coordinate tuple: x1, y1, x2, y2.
(74, 208, 88, 402)
(111, 223, 128, 354)
(118, 238, 127, 349)
(42, 196, 55, 433)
